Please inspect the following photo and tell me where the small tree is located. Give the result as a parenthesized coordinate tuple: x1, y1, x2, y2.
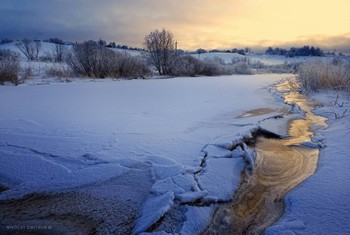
(144, 29, 175, 75)
(51, 38, 66, 62)
(16, 38, 41, 61)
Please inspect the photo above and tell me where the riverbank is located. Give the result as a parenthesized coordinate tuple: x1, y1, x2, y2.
(266, 91, 350, 234)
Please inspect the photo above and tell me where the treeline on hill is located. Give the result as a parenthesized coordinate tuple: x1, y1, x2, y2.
(0, 38, 13, 44)
(195, 48, 250, 55)
(266, 46, 324, 57)
(2, 29, 317, 85)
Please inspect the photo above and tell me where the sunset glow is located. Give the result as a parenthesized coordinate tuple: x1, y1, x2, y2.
(1, 0, 350, 51)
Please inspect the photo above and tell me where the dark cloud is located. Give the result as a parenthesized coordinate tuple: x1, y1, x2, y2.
(1, 0, 349, 52)
(0, 0, 246, 47)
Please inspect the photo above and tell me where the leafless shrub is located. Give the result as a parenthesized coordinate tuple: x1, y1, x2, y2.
(323, 94, 349, 120)
(231, 57, 250, 65)
(66, 41, 150, 79)
(21, 66, 34, 80)
(171, 55, 202, 76)
(45, 64, 73, 78)
(210, 56, 226, 65)
(39, 52, 54, 62)
(298, 60, 350, 91)
(231, 62, 253, 75)
(0, 49, 20, 85)
(16, 38, 42, 61)
(66, 40, 118, 78)
(115, 52, 151, 79)
(249, 61, 266, 70)
(200, 60, 227, 76)
(263, 62, 298, 74)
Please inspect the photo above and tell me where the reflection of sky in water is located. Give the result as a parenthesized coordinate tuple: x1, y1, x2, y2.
(205, 78, 328, 234)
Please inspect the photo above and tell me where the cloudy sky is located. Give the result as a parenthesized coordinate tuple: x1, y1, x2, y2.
(1, 0, 350, 51)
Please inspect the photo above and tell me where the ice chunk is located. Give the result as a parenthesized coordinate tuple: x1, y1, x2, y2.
(204, 144, 232, 159)
(151, 174, 199, 195)
(300, 141, 320, 149)
(133, 192, 175, 234)
(152, 164, 183, 180)
(151, 177, 185, 195)
(197, 157, 245, 201)
(231, 146, 244, 158)
(259, 113, 302, 138)
(175, 190, 208, 203)
(172, 174, 200, 192)
(242, 143, 256, 171)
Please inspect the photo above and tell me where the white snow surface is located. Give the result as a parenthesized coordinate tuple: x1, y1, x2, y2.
(266, 92, 350, 235)
(0, 74, 290, 233)
(180, 205, 215, 235)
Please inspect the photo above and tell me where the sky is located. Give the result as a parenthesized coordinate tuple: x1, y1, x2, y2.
(1, 0, 350, 52)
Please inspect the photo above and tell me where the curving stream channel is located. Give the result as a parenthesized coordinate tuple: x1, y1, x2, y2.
(204, 77, 327, 234)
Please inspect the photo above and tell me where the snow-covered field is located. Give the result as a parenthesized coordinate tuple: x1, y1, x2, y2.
(0, 74, 291, 233)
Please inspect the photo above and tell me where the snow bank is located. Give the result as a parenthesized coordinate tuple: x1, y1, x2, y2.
(266, 92, 350, 234)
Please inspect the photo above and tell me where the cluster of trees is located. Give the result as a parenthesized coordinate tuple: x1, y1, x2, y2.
(95, 39, 144, 51)
(43, 38, 66, 44)
(15, 38, 66, 62)
(16, 38, 42, 61)
(195, 48, 250, 55)
(0, 38, 13, 44)
(266, 46, 324, 57)
(66, 40, 150, 78)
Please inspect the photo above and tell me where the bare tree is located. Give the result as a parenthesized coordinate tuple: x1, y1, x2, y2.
(34, 40, 41, 61)
(16, 38, 41, 61)
(144, 29, 175, 75)
(51, 38, 66, 62)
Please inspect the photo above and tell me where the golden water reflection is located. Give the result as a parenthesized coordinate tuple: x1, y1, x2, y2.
(204, 77, 327, 234)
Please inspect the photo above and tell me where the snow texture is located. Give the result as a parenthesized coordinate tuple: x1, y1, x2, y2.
(180, 205, 215, 235)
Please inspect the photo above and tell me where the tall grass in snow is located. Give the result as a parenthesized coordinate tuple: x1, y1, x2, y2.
(298, 59, 350, 92)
